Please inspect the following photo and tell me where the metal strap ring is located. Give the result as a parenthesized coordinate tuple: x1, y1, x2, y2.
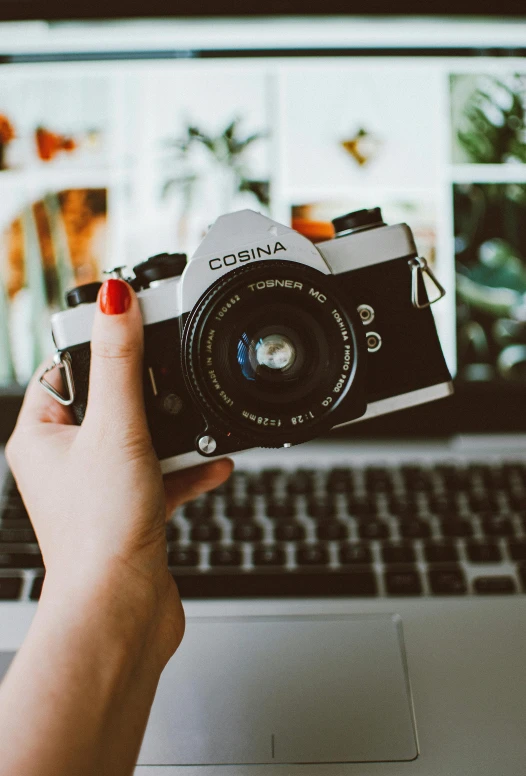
(409, 256, 446, 309)
(39, 352, 76, 406)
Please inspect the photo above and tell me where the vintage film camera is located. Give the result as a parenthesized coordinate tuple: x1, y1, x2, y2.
(41, 208, 453, 472)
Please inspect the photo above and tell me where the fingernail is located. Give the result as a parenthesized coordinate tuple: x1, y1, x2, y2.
(99, 279, 131, 315)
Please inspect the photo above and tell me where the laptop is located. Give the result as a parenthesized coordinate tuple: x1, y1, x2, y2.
(1, 16, 526, 775)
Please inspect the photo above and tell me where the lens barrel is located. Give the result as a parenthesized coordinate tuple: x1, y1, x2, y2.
(183, 260, 364, 447)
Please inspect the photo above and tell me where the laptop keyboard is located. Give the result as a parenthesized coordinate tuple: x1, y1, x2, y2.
(3, 461, 526, 600)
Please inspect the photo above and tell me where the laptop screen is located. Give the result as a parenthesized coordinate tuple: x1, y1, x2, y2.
(0, 19, 525, 401)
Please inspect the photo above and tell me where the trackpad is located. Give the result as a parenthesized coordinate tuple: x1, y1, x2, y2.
(139, 613, 418, 765)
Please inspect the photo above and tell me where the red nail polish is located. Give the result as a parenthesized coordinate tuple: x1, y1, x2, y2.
(99, 279, 131, 315)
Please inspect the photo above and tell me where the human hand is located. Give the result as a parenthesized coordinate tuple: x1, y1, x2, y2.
(5, 279, 233, 666)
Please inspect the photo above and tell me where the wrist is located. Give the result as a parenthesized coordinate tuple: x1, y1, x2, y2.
(40, 560, 183, 672)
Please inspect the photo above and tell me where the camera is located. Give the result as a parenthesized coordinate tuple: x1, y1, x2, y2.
(42, 208, 453, 472)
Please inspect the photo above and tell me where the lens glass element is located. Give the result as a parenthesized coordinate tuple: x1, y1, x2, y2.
(237, 325, 304, 384)
(255, 333, 295, 371)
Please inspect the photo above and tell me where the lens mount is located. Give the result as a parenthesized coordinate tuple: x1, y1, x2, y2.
(182, 260, 363, 447)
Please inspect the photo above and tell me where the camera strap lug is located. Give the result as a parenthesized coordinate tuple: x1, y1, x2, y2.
(39, 351, 76, 406)
(409, 257, 446, 309)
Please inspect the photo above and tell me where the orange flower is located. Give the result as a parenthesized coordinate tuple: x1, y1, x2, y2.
(0, 114, 15, 145)
(36, 126, 76, 161)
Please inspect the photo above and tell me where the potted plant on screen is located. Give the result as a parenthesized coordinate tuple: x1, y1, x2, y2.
(162, 117, 269, 246)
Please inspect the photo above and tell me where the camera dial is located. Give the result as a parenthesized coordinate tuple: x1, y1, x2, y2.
(182, 259, 366, 448)
(65, 282, 103, 309)
(133, 253, 187, 289)
(332, 208, 385, 237)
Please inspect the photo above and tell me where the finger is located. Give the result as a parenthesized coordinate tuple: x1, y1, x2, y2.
(15, 359, 75, 428)
(84, 280, 148, 437)
(164, 459, 234, 517)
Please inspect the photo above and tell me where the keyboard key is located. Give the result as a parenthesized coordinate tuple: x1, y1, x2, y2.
(388, 496, 419, 517)
(508, 539, 526, 561)
(509, 493, 526, 511)
(307, 499, 336, 521)
(0, 552, 43, 569)
(209, 547, 242, 567)
(466, 541, 502, 564)
(348, 497, 377, 517)
(427, 495, 459, 515)
(316, 521, 347, 540)
(517, 563, 526, 590)
(358, 520, 389, 540)
(365, 467, 393, 491)
(481, 516, 515, 537)
(184, 501, 213, 521)
(275, 522, 306, 542)
(261, 468, 283, 482)
(265, 500, 296, 520)
(339, 543, 372, 565)
(165, 523, 179, 542)
(0, 528, 37, 544)
(469, 493, 499, 513)
(474, 576, 516, 595)
(167, 547, 199, 566)
(424, 541, 459, 564)
(248, 470, 281, 496)
(296, 545, 329, 566)
(209, 481, 230, 497)
(0, 576, 22, 600)
(2, 481, 23, 500)
(485, 469, 507, 490)
(482, 473, 508, 489)
(256, 469, 283, 496)
(0, 506, 30, 523)
(439, 519, 473, 538)
(0, 520, 33, 532)
(223, 471, 250, 494)
(381, 543, 416, 564)
(233, 522, 263, 542)
(468, 464, 499, 489)
(286, 470, 315, 495)
(190, 522, 221, 543)
(401, 466, 431, 491)
(326, 468, 353, 493)
(385, 568, 422, 596)
(435, 464, 468, 489)
(175, 571, 377, 598)
(225, 503, 255, 521)
(429, 566, 467, 595)
(253, 546, 286, 566)
(30, 576, 45, 600)
(398, 519, 431, 539)
(502, 462, 526, 481)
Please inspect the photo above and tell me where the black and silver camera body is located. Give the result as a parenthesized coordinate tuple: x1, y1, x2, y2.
(44, 208, 453, 472)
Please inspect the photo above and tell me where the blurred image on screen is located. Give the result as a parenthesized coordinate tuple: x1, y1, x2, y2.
(1, 20, 525, 387)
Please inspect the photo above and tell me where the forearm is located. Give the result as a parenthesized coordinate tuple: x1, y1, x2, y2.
(0, 569, 167, 776)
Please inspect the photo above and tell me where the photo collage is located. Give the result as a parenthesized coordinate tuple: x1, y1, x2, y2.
(451, 73, 526, 382)
(0, 58, 525, 387)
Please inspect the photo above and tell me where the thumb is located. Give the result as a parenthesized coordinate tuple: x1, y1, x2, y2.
(84, 279, 148, 439)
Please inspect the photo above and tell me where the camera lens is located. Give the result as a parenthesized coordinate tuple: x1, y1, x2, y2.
(183, 260, 364, 447)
